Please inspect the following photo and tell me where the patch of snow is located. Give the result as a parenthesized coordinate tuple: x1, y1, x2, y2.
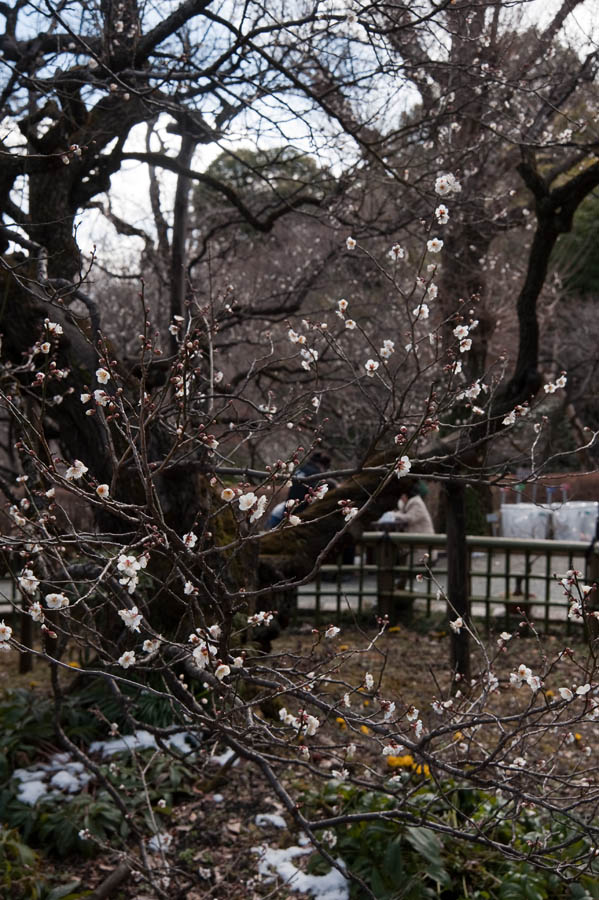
(254, 844, 349, 900)
(12, 753, 93, 805)
(50, 770, 83, 793)
(207, 747, 238, 767)
(13, 767, 49, 782)
(89, 729, 158, 756)
(255, 813, 287, 829)
(17, 780, 49, 806)
(89, 729, 198, 758)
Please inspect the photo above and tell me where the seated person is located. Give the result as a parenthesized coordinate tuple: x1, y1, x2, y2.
(395, 482, 434, 534)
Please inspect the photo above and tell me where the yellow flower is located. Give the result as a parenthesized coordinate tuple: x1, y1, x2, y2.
(339, 644, 349, 651)
(360, 725, 372, 735)
(575, 733, 582, 742)
(336, 717, 347, 729)
(67, 660, 81, 668)
(413, 763, 431, 777)
(386, 754, 414, 768)
(363, 699, 370, 707)
(453, 731, 464, 742)
(545, 689, 554, 699)
(387, 626, 402, 633)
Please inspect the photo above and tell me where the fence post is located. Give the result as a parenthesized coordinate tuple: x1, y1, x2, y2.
(376, 531, 395, 623)
(586, 543, 599, 642)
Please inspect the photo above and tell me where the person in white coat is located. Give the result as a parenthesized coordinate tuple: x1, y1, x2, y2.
(394, 485, 434, 534)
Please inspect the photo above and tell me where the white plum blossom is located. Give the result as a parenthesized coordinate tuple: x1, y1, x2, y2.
(365, 672, 374, 691)
(345, 319, 357, 330)
(559, 687, 574, 701)
(364, 359, 379, 376)
(427, 237, 443, 253)
(412, 303, 430, 320)
(143, 638, 161, 653)
(380, 339, 395, 359)
(250, 495, 268, 523)
(313, 483, 329, 500)
(450, 617, 463, 634)
(96, 484, 110, 499)
(459, 338, 472, 353)
(288, 514, 301, 526)
(576, 684, 591, 696)
(248, 610, 274, 627)
(434, 173, 461, 196)
(435, 204, 449, 224)
(395, 456, 411, 477)
(29, 601, 44, 622)
(388, 243, 405, 261)
(221, 488, 235, 501)
(215, 663, 230, 681)
(300, 347, 318, 370)
(65, 459, 88, 481)
(0, 620, 13, 641)
(93, 389, 109, 407)
(192, 642, 212, 669)
(117, 553, 147, 594)
(346, 236, 356, 249)
(325, 625, 340, 639)
(238, 492, 258, 511)
(45, 592, 69, 610)
(18, 568, 39, 595)
(288, 329, 301, 343)
(183, 581, 195, 595)
(118, 650, 136, 669)
(544, 373, 567, 393)
(311, 396, 321, 410)
(183, 531, 198, 549)
(96, 367, 110, 384)
(343, 506, 358, 522)
(44, 319, 63, 335)
(118, 606, 142, 632)
(382, 700, 396, 721)
(453, 324, 469, 340)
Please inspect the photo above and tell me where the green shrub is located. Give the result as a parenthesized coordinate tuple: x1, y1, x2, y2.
(305, 781, 599, 900)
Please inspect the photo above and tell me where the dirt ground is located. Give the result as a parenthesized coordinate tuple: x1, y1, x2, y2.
(2, 620, 598, 899)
